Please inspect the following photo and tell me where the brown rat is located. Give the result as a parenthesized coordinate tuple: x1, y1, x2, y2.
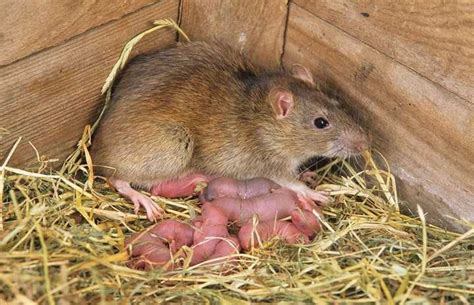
(91, 42, 369, 220)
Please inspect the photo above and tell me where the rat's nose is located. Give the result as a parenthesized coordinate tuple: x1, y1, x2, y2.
(354, 127, 371, 152)
(353, 139, 369, 152)
(344, 132, 370, 153)
(340, 129, 370, 155)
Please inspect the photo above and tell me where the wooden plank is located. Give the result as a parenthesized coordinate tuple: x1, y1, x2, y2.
(180, 0, 288, 69)
(293, 0, 474, 101)
(0, 0, 178, 167)
(0, 0, 159, 66)
(283, 4, 474, 232)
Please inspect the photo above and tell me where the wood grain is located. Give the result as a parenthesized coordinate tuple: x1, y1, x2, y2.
(294, 0, 474, 101)
(0, 0, 178, 167)
(283, 4, 474, 231)
(180, 0, 288, 69)
(0, 0, 159, 66)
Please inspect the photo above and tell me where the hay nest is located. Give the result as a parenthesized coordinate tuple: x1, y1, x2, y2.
(1, 19, 473, 305)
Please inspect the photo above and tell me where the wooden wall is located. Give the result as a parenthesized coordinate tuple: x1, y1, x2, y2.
(282, 1, 473, 231)
(180, 0, 288, 69)
(0, 0, 178, 167)
(1, 0, 472, 231)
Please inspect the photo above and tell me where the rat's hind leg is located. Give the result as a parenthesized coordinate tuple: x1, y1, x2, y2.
(95, 122, 196, 221)
(109, 178, 163, 221)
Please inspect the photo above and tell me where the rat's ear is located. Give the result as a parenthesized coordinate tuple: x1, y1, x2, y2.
(329, 98, 341, 107)
(270, 88, 294, 119)
(291, 64, 315, 86)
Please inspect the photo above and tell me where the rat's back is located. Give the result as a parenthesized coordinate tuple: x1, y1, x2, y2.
(92, 42, 261, 184)
(111, 42, 258, 107)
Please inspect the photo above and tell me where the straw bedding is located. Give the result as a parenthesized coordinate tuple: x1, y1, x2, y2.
(0, 20, 472, 305)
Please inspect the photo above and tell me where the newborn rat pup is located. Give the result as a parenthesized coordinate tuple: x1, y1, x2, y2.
(200, 176, 281, 202)
(238, 219, 310, 251)
(125, 219, 194, 270)
(189, 204, 241, 266)
(92, 42, 369, 220)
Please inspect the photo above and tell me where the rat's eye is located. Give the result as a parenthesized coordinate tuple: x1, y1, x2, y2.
(314, 117, 329, 129)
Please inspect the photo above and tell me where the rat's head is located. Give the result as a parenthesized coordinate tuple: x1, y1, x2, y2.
(264, 65, 369, 162)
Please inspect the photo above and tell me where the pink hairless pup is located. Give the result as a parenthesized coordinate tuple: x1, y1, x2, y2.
(126, 177, 322, 270)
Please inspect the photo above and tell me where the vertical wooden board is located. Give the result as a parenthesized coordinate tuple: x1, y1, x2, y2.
(0, 0, 159, 66)
(283, 4, 474, 231)
(0, 0, 178, 167)
(293, 0, 474, 101)
(180, 0, 288, 69)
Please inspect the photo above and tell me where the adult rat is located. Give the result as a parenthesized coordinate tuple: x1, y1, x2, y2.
(91, 42, 369, 221)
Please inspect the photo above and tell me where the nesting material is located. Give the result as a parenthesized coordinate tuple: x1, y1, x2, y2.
(1, 19, 473, 304)
(1, 132, 472, 304)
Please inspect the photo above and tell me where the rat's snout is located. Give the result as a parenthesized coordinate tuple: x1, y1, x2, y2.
(352, 136, 369, 152)
(340, 128, 370, 155)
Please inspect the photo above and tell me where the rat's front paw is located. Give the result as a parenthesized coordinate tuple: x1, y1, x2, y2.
(299, 171, 319, 188)
(295, 190, 331, 213)
(280, 181, 331, 209)
(304, 189, 330, 205)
